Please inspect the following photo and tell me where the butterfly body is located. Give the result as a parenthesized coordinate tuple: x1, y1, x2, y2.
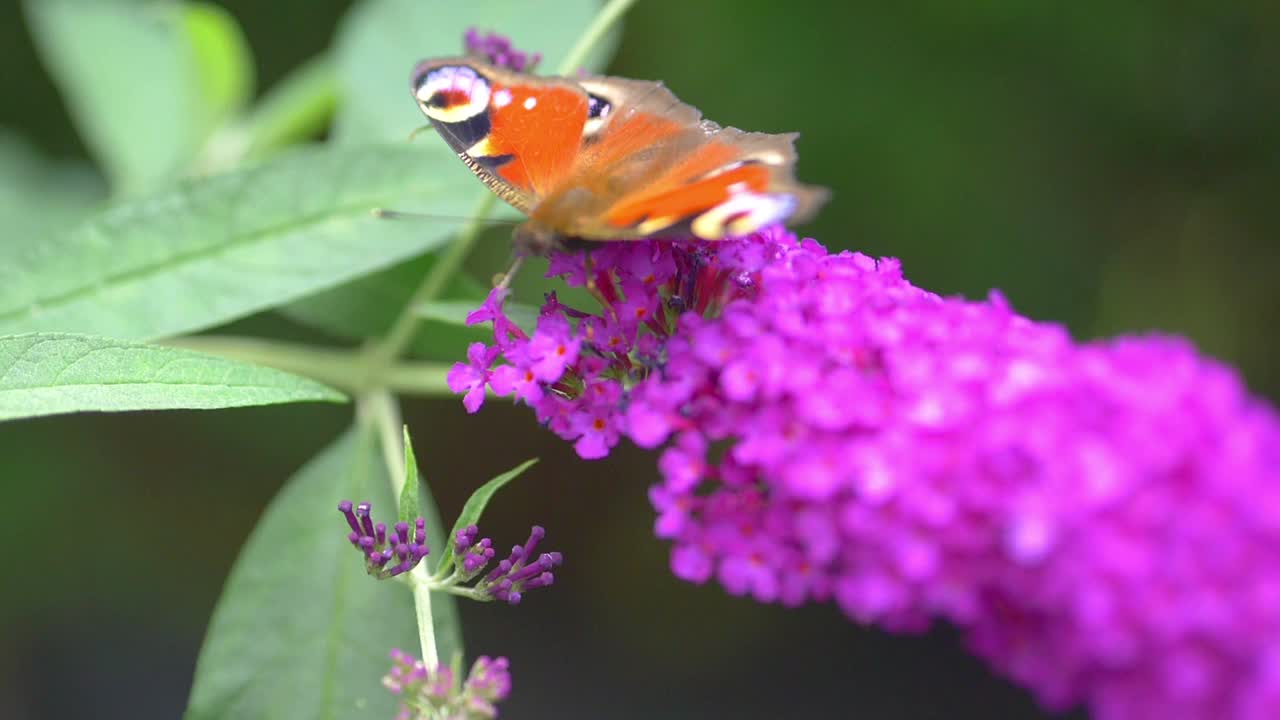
(411, 58, 826, 250)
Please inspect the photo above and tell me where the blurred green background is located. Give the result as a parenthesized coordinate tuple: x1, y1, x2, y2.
(2, 1, 1276, 718)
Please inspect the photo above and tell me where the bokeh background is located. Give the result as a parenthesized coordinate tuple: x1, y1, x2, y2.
(2, 1, 1277, 718)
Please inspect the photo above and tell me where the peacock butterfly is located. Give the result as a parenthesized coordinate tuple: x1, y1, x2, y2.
(410, 57, 828, 252)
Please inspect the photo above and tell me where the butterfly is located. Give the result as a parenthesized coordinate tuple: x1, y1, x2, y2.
(410, 57, 828, 252)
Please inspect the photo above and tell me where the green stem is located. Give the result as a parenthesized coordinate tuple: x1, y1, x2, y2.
(384, 362, 454, 396)
(237, 56, 339, 161)
(354, 0, 642, 674)
(194, 55, 338, 174)
(164, 336, 455, 397)
(557, 0, 641, 75)
(363, 390, 440, 669)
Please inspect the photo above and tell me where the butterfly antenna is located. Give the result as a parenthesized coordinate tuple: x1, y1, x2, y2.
(406, 124, 434, 143)
(371, 208, 520, 228)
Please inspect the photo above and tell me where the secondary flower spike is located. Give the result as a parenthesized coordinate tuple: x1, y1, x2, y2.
(384, 648, 512, 720)
(463, 28, 541, 72)
(452, 226, 1280, 720)
(338, 501, 429, 580)
(452, 525, 562, 605)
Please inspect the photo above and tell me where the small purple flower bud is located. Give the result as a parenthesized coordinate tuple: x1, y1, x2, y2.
(506, 545, 526, 565)
(466, 656, 512, 703)
(338, 500, 430, 580)
(338, 501, 360, 534)
(505, 559, 547, 585)
(462, 553, 487, 575)
(356, 502, 375, 538)
(455, 524, 478, 551)
(385, 648, 511, 718)
(521, 525, 545, 559)
(523, 572, 554, 590)
(484, 559, 513, 585)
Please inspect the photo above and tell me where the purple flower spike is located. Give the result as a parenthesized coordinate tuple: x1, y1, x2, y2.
(452, 221, 1280, 718)
(450, 524, 563, 605)
(464, 27, 542, 72)
(337, 500, 430, 581)
(471, 525, 560, 602)
(385, 649, 511, 719)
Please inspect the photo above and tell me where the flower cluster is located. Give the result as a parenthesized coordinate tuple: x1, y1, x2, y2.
(464, 28, 541, 73)
(450, 225, 1280, 720)
(384, 649, 512, 720)
(337, 503, 563, 605)
(450, 525, 562, 605)
(339, 501, 430, 579)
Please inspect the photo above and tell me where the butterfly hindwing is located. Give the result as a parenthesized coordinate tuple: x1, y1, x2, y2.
(536, 75, 827, 240)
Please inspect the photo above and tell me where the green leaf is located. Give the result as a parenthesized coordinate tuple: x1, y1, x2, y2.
(398, 426, 421, 525)
(332, 0, 618, 143)
(0, 144, 475, 341)
(0, 130, 105, 244)
(278, 253, 496, 360)
(24, 0, 254, 194)
(186, 425, 415, 720)
(438, 459, 539, 572)
(0, 333, 343, 422)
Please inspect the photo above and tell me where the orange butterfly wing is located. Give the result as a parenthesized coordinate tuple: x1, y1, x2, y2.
(411, 59, 827, 242)
(411, 58, 588, 212)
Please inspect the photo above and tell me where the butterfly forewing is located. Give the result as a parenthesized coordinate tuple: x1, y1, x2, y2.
(412, 58, 589, 212)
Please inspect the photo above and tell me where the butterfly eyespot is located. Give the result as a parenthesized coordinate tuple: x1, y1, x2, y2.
(412, 64, 491, 123)
(691, 192, 798, 240)
(587, 94, 612, 119)
(582, 93, 614, 139)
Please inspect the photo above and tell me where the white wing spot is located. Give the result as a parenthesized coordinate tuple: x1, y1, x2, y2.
(493, 89, 513, 108)
(415, 65, 490, 123)
(523, 96, 538, 110)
